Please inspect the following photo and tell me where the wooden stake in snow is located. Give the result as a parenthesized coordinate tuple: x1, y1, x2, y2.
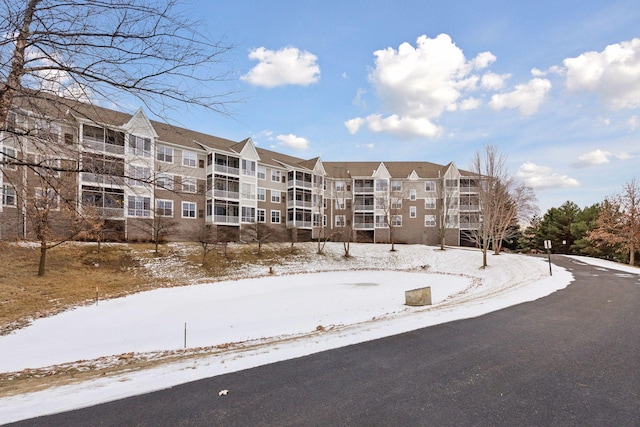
(184, 322, 187, 349)
(96, 287, 99, 306)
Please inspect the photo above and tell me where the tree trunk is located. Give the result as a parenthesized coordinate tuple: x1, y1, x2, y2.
(38, 241, 47, 276)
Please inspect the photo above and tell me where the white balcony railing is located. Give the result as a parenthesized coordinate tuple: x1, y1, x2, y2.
(354, 204, 375, 211)
(287, 220, 313, 229)
(214, 215, 239, 224)
(353, 222, 375, 230)
(214, 189, 240, 200)
(214, 164, 240, 176)
(82, 139, 125, 155)
(81, 172, 126, 186)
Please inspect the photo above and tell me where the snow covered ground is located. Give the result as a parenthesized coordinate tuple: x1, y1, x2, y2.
(2, 243, 632, 424)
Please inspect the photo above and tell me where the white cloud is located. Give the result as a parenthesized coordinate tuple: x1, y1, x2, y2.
(516, 162, 580, 189)
(572, 149, 611, 168)
(470, 51, 497, 70)
(628, 115, 638, 130)
(481, 72, 510, 90)
(531, 68, 546, 77)
(615, 152, 634, 160)
(563, 38, 640, 109)
(459, 97, 482, 110)
(347, 114, 443, 138)
(489, 78, 551, 115)
(241, 46, 320, 88)
(347, 33, 497, 138)
(344, 117, 366, 134)
(276, 134, 310, 150)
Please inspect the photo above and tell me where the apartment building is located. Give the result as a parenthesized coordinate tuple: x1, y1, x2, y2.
(0, 97, 480, 246)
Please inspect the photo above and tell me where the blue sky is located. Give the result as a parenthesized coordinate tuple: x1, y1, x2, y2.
(165, 0, 639, 214)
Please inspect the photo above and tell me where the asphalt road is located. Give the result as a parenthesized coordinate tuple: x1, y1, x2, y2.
(9, 256, 640, 426)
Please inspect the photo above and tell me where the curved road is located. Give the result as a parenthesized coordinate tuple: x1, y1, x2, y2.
(10, 256, 640, 426)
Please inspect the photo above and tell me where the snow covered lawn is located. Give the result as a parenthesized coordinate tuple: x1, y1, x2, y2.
(1, 243, 580, 423)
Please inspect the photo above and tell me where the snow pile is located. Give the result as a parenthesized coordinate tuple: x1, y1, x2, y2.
(0, 243, 576, 423)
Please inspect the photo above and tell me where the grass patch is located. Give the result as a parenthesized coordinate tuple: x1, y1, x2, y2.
(0, 242, 147, 335)
(0, 241, 311, 336)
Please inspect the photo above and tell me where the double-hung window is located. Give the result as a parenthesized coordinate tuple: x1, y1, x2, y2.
(182, 176, 197, 193)
(129, 135, 151, 157)
(182, 202, 197, 218)
(182, 150, 197, 167)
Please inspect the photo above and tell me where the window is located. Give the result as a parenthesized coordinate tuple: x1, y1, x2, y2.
(271, 210, 281, 224)
(391, 215, 402, 227)
(35, 187, 59, 209)
(446, 179, 458, 188)
(128, 165, 150, 187)
(446, 214, 459, 227)
(242, 159, 256, 176)
(335, 198, 345, 210)
(257, 166, 266, 180)
(257, 208, 266, 223)
(425, 197, 436, 209)
(335, 181, 345, 192)
(410, 206, 417, 218)
(182, 150, 197, 167)
(157, 146, 173, 163)
(271, 169, 281, 182)
(156, 173, 173, 190)
(375, 215, 387, 227)
(156, 199, 173, 217)
(182, 201, 197, 218)
(391, 181, 402, 192)
(1, 147, 16, 170)
(271, 190, 281, 203)
(127, 196, 150, 217)
(35, 155, 60, 177)
(182, 176, 197, 193)
(257, 187, 266, 201)
(6, 111, 16, 131)
(425, 181, 436, 192)
(391, 198, 402, 210)
(35, 119, 60, 141)
(2, 184, 16, 206)
(425, 215, 436, 227)
(241, 183, 255, 199)
(323, 215, 327, 227)
(375, 179, 388, 192)
(335, 215, 346, 227)
(410, 189, 417, 201)
(242, 206, 255, 223)
(129, 135, 151, 157)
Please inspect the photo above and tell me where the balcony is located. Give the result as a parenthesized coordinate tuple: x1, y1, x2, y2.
(214, 164, 240, 176)
(81, 172, 125, 186)
(354, 204, 375, 211)
(354, 185, 374, 193)
(214, 189, 240, 200)
(460, 204, 480, 212)
(353, 221, 375, 230)
(82, 139, 125, 156)
(98, 207, 125, 219)
(287, 220, 313, 229)
(214, 215, 239, 224)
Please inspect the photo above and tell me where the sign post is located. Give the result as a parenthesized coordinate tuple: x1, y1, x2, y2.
(544, 240, 552, 276)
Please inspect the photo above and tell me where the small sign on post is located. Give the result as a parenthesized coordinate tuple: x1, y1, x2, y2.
(544, 240, 552, 276)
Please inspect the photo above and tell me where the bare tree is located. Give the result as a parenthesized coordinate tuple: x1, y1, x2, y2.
(436, 177, 455, 250)
(375, 185, 405, 251)
(190, 223, 217, 265)
(588, 178, 639, 265)
(1, 1, 236, 245)
(149, 210, 178, 254)
(491, 179, 538, 255)
(245, 221, 276, 256)
(1, 0, 235, 129)
(467, 144, 505, 268)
